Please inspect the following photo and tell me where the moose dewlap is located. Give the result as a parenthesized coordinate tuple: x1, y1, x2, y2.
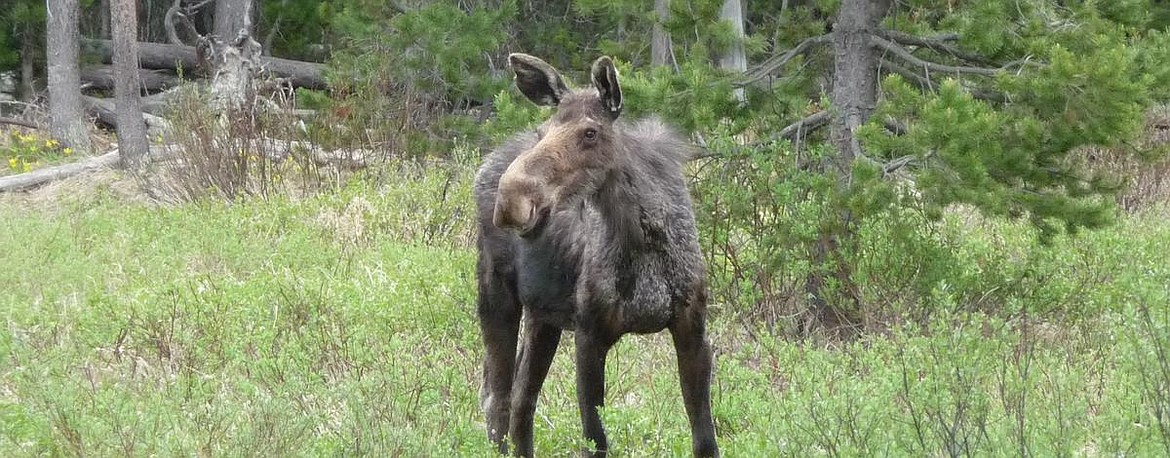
(472, 53, 719, 457)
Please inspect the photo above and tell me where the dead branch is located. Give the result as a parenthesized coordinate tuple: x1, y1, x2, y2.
(881, 58, 935, 90)
(882, 116, 908, 136)
(776, 110, 831, 141)
(872, 35, 1000, 77)
(739, 34, 831, 87)
(163, 0, 204, 46)
(877, 29, 993, 65)
(881, 57, 1007, 102)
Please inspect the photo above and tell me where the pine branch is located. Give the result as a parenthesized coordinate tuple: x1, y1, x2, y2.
(872, 35, 1001, 77)
(738, 34, 831, 87)
(877, 29, 994, 66)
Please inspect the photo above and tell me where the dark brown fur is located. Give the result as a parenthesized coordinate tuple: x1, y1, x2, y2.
(473, 54, 719, 457)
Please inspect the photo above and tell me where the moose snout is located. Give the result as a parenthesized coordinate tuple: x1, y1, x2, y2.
(492, 194, 539, 232)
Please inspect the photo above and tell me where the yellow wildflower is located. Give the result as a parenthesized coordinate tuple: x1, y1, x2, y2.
(7, 157, 17, 170)
(64, 148, 74, 156)
(22, 161, 31, 172)
(46, 139, 58, 148)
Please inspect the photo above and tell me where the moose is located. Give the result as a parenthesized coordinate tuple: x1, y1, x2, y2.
(473, 53, 719, 457)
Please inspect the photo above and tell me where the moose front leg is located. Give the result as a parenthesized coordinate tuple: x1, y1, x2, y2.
(575, 330, 614, 457)
(669, 304, 720, 458)
(477, 277, 521, 453)
(508, 321, 562, 457)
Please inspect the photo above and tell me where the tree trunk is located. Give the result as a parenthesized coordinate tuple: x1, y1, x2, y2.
(718, 0, 747, 103)
(99, 0, 112, 39)
(804, 0, 890, 336)
(20, 32, 37, 101)
(112, 0, 149, 169)
(214, 0, 253, 40)
(651, 0, 673, 68)
(46, 0, 93, 153)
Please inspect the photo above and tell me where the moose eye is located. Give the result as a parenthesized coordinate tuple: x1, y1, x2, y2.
(583, 128, 597, 140)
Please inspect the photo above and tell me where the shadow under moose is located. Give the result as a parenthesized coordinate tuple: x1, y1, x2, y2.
(473, 53, 720, 457)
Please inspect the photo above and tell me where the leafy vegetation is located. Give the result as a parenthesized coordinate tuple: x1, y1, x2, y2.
(2, 128, 75, 175)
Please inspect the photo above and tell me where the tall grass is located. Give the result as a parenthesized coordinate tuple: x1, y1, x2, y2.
(2, 161, 1169, 456)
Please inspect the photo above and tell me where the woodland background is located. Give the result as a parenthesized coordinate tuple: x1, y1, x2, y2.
(2, 0, 1170, 456)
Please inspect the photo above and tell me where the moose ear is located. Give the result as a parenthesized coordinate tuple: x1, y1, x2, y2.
(509, 53, 570, 107)
(591, 56, 622, 118)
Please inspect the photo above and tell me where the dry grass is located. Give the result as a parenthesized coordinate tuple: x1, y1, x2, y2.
(1080, 105, 1170, 212)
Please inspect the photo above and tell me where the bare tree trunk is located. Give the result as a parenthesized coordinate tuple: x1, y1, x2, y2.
(20, 32, 37, 101)
(99, 0, 112, 39)
(804, 0, 890, 337)
(718, 0, 747, 103)
(214, 0, 254, 40)
(46, 0, 92, 153)
(651, 0, 673, 68)
(113, 0, 149, 169)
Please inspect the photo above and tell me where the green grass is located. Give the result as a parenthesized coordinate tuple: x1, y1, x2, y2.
(2, 166, 1169, 456)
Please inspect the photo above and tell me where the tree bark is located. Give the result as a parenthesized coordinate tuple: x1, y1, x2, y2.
(718, 0, 747, 102)
(99, 0, 112, 39)
(214, 0, 253, 40)
(46, 0, 93, 153)
(83, 38, 327, 89)
(112, 0, 150, 169)
(804, 0, 891, 336)
(20, 31, 37, 101)
(651, 0, 673, 68)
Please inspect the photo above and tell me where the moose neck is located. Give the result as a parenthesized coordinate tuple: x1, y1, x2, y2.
(590, 151, 653, 253)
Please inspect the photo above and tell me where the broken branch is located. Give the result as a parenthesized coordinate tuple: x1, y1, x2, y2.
(739, 34, 831, 87)
(775, 110, 831, 141)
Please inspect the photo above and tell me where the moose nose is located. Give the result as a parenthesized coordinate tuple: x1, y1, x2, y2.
(493, 195, 538, 232)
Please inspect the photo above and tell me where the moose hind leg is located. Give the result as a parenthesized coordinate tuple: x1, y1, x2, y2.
(508, 320, 562, 457)
(477, 271, 521, 453)
(669, 306, 720, 457)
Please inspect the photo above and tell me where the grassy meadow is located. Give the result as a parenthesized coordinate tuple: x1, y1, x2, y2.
(1, 160, 1169, 457)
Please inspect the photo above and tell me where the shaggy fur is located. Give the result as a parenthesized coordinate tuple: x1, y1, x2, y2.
(473, 54, 718, 457)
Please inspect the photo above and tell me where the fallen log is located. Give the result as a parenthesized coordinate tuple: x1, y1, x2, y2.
(82, 38, 327, 89)
(0, 150, 121, 192)
(81, 66, 183, 93)
(0, 117, 40, 129)
(83, 95, 172, 137)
